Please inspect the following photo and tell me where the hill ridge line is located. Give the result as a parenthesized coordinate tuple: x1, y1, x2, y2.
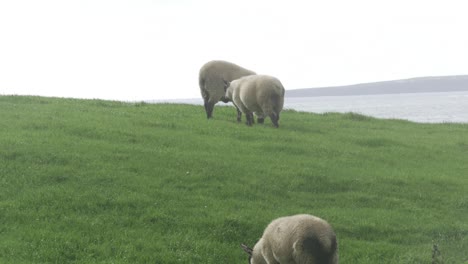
(286, 75, 468, 97)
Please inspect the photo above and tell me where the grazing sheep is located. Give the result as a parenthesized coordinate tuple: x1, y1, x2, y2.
(199, 60, 256, 120)
(241, 214, 338, 264)
(224, 75, 285, 127)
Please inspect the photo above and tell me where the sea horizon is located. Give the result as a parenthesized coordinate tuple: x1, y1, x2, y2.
(149, 91, 468, 124)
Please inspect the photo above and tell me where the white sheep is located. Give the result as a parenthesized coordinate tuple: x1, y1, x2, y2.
(241, 214, 338, 264)
(224, 75, 285, 127)
(199, 60, 256, 120)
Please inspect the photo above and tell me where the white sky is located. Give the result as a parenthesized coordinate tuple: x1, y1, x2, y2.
(1, 0, 467, 101)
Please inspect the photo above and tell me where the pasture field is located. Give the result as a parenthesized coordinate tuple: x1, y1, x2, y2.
(0, 95, 467, 263)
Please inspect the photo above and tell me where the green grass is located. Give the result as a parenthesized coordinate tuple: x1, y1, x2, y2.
(1, 95, 467, 263)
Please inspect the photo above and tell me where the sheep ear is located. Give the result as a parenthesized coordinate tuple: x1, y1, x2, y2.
(241, 244, 253, 256)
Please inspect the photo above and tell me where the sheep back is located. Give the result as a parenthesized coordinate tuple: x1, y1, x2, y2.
(252, 214, 338, 264)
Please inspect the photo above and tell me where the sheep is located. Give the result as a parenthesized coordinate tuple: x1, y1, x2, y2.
(224, 75, 285, 128)
(241, 214, 338, 264)
(199, 60, 256, 120)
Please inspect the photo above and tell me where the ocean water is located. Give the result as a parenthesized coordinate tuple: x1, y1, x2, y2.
(284, 91, 468, 123)
(156, 91, 468, 124)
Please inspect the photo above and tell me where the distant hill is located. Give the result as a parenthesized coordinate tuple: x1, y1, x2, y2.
(286, 75, 468, 97)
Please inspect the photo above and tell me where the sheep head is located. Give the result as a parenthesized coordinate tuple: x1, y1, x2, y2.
(222, 79, 230, 92)
(223, 79, 234, 102)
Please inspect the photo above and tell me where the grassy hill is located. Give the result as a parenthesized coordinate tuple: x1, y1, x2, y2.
(1, 95, 467, 263)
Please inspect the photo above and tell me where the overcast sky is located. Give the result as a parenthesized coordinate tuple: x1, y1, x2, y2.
(1, 0, 467, 101)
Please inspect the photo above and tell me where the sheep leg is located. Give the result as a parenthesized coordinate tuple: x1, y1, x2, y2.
(236, 107, 242, 122)
(246, 112, 254, 126)
(204, 101, 209, 116)
(257, 117, 265, 124)
(204, 101, 215, 119)
(269, 113, 279, 128)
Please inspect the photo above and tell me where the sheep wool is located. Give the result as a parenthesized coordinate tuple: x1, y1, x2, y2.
(225, 75, 285, 127)
(199, 60, 255, 120)
(242, 214, 338, 264)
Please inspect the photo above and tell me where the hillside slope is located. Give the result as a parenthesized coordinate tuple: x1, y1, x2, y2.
(0, 96, 467, 263)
